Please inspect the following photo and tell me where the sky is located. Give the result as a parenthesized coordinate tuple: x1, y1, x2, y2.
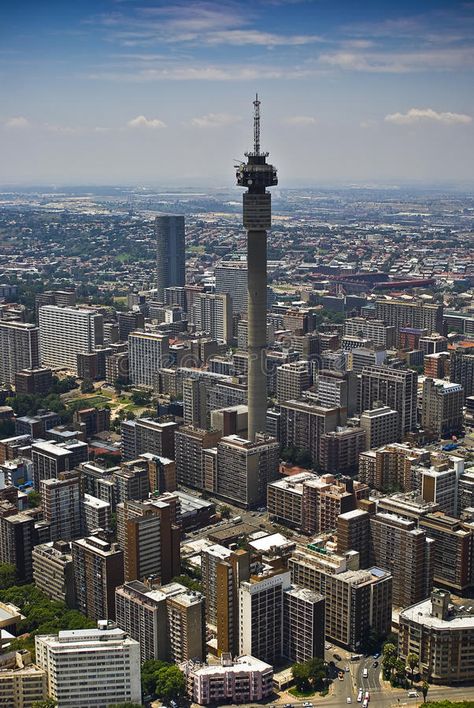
(1, 0, 473, 187)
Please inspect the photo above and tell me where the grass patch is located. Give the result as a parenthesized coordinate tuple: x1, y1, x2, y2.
(288, 687, 316, 698)
(67, 394, 111, 409)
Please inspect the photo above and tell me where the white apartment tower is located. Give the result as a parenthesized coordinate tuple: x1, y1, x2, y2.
(35, 623, 141, 707)
(38, 305, 103, 372)
(129, 331, 170, 387)
(0, 320, 40, 385)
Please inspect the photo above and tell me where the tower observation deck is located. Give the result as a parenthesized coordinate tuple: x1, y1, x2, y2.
(236, 95, 278, 441)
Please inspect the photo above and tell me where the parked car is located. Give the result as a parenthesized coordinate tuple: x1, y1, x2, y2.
(334, 653, 342, 661)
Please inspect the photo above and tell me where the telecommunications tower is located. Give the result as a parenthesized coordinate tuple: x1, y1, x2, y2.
(236, 95, 278, 440)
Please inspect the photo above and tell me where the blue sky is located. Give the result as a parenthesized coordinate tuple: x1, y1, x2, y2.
(1, 0, 473, 186)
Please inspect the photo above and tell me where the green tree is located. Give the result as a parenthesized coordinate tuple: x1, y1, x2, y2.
(131, 390, 151, 406)
(0, 563, 16, 590)
(421, 681, 429, 703)
(141, 659, 167, 695)
(80, 378, 95, 394)
(306, 657, 326, 689)
(407, 652, 419, 685)
(382, 642, 397, 680)
(31, 700, 57, 708)
(154, 665, 186, 701)
(220, 505, 231, 519)
(27, 490, 41, 508)
(292, 662, 311, 691)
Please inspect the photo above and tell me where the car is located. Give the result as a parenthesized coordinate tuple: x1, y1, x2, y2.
(362, 668, 368, 678)
(372, 661, 378, 668)
(338, 672, 344, 681)
(303, 702, 312, 707)
(345, 665, 350, 672)
(357, 689, 363, 703)
(408, 691, 419, 699)
(365, 691, 370, 701)
(346, 699, 352, 704)
(333, 653, 342, 661)
(362, 701, 368, 708)
(284, 703, 293, 707)
(325, 643, 332, 650)
(372, 652, 380, 659)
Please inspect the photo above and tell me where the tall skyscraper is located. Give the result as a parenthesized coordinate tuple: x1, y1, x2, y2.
(236, 95, 277, 440)
(0, 321, 40, 385)
(156, 215, 185, 301)
(360, 365, 418, 434)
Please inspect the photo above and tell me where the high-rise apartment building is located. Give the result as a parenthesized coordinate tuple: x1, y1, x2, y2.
(283, 586, 325, 663)
(40, 471, 83, 541)
(0, 321, 40, 385)
(14, 366, 53, 395)
(359, 405, 400, 449)
(239, 569, 290, 664)
(420, 460, 463, 516)
(216, 434, 279, 508)
(35, 623, 141, 707)
(32, 540, 76, 607)
(193, 293, 232, 343)
(117, 310, 145, 341)
(360, 366, 417, 434)
(72, 533, 124, 621)
(175, 425, 221, 490)
(289, 545, 392, 650)
(279, 400, 345, 464)
(358, 442, 430, 492)
(114, 459, 150, 503)
(419, 334, 449, 355)
(119, 498, 180, 584)
(421, 378, 464, 437)
(115, 580, 205, 663)
(337, 509, 371, 568)
(183, 376, 210, 429)
(156, 215, 185, 301)
(375, 299, 444, 335)
(450, 349, 474, 398)
(276, 361, 311, 403)
(31, 439, 88, 491)
(121, 417, 177, 461)
(418, 513, 473, 594)
(319, 427, 366, 474)
(215, 261, 248, 314)
(38, 305, 103, 373)
(369, 512, 434, 607)
(0, 509, 34, 583)
(128, 331, 169, 387)
(344, 317, 396, 348)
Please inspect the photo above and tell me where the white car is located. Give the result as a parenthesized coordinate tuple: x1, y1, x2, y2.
(347, 699, 352, 704)
(357, 689, 363, 702)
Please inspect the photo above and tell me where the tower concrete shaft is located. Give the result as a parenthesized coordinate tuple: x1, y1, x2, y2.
(236, 95, 278, 440)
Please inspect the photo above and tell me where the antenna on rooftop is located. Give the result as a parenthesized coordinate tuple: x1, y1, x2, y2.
(253, 93, 261, 155)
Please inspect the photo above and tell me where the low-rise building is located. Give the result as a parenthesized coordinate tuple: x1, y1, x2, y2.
(0, 650, 47, 708)
(182, 654, 273, 706)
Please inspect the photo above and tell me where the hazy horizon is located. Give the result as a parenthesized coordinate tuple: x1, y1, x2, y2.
(1, 0, 473, 186)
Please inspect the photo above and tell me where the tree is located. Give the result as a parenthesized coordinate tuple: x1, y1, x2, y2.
(27, 490, 41, 508)
(292, 662, 311, 691)
(220, 505, 231, 519)
(80, 378, 94, 394)
(421, 681, 429, 703)
(0, 563, 16, 590)
(382, 643, 397, 681)
(141, 659, 168, 695)
(31, 700, 57, 708)
(306, 657, 326, 689)
(407, 652, 419, 685)
(131, 389, 152, 406)
(154, 665, 186, 701)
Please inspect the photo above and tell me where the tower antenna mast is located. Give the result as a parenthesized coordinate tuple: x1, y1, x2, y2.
(253, 93, 260, 155)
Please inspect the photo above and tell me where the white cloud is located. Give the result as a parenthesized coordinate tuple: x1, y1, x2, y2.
(283, 115, 317, 126)
(385, 108, 472, 125)
(204, 30, 322, 46)
(190, 112, 241, 128)
(4, 116, 30, 128)
(127, 115, 166, 129)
